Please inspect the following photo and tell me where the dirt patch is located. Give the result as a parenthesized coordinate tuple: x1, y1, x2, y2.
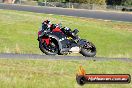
(114, 24, 132, 32)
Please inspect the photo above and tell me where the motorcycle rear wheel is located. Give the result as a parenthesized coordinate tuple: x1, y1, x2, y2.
(39, 40, 59, 55)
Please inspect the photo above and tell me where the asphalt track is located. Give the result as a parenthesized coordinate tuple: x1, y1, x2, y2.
(0, 53, 132, 62)
(0, 3, 132, 22)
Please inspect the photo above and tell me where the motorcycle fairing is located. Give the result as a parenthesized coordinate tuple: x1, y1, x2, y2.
(49, 32, 72, 53)
(77, 39, 88, 47)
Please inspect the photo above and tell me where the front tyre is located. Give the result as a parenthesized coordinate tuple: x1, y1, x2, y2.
(80, 42, 96, 57)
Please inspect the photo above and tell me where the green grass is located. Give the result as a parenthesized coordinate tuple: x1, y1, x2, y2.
(0, 9, 132, 88)
(0, 59, 131, 88)
(0, 9, 132, 58)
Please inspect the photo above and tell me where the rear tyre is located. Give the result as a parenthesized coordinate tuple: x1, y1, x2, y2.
(39, 39, 59, 55)
(80, 42, 96, 57)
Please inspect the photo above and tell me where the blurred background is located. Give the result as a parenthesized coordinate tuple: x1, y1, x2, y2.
(0, 0, 132, 11)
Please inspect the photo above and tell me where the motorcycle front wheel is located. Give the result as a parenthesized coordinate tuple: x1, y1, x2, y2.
(80, 42, 96, 57)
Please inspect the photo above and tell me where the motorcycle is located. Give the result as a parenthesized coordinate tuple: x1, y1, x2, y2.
(37, 24, 96, 57)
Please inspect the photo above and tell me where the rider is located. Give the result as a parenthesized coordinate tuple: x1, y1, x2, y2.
(40, 20, 78, 39)
(42, 20, 51, 31)
(38, 20, 51, 37)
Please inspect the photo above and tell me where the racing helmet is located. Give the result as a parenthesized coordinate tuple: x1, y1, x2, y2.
(65, 27, 71, 32)
(62, 27, 72, 35)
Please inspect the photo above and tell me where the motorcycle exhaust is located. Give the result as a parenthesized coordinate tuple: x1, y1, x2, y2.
(69, 46, 80, 53)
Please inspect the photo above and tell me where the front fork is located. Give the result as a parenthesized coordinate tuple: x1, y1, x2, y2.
(77, 39, 93, 49)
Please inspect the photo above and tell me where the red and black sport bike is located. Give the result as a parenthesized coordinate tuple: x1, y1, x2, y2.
(37, 24, 96, 57)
